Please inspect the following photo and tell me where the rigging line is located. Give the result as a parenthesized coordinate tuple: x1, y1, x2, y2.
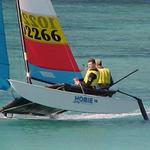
(117, 90, 149, 121)
(110, 69, 139, 87)
(65, 42, 78, 72)
(16, 0, 32, 84)
(63, 40, 86, 93)
(58, 23, 80, 72)
(60, 31, 85, 94)
(60, 25, 86, 94)
(60, 25, 77, 72)
(49, 0, 85, 94)
(48, 0, 79, 74)
(10, 88, 17, 99)
(51, 0, 79, 73)
(79, 82, 85, 94)
(48, 0, 77, 72)
(1, 102, 33, 112)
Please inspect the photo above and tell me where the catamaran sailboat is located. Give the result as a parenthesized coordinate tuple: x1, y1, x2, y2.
(0, 0, 148, 120)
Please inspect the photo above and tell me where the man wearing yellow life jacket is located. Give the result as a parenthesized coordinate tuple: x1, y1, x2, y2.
(95, 59, 113, 89)
(74, 58, 99, 89)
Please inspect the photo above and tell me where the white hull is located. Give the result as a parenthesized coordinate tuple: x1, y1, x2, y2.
(9, 80, 139, 114)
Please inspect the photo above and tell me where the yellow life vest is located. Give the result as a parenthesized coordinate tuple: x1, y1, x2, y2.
(97, 68, 111, 85)
(84, 69, 99, 86)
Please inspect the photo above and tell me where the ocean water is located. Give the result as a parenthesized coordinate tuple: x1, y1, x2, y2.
(0, 0, 150, 150)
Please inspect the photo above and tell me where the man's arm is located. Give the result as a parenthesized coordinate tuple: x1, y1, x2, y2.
(86, 73, 97, 87)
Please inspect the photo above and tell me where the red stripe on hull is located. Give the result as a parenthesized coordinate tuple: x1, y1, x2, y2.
(24, 38, 80, 71)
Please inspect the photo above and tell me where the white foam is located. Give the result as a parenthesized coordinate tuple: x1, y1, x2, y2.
(56, 112, 142, 120)
(1, 109, 150, 121)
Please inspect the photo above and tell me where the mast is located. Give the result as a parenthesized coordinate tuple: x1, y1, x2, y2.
(15, 0, 32, 84)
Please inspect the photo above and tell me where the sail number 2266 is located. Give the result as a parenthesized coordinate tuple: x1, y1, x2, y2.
(21, 12, 62, 43)
(23, 25, 61, 42)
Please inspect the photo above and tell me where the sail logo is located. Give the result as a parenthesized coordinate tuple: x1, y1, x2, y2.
(73, 96, 98, 104)
(40, 71, 55, 78)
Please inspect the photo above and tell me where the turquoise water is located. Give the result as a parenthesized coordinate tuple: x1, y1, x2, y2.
(1, 0, 150, 150)
(0, 118, 150, 150)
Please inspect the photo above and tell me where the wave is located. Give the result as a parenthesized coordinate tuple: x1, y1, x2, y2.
(1, 108, 150, 121)
(57, 112, 142, 120)
(58, 107, 150, 120)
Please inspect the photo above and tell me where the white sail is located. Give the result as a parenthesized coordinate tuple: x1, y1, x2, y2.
(19, 0, 56, 16)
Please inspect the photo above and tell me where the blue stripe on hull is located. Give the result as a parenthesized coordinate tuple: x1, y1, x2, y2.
(29, 64, 82, 84)
(0, 1, 10, 90)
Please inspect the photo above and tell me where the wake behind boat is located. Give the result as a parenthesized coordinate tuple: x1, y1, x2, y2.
(0, 0, 148, 120)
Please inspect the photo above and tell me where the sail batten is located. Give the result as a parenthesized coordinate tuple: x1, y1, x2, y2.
(18, 0, 82, 84)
